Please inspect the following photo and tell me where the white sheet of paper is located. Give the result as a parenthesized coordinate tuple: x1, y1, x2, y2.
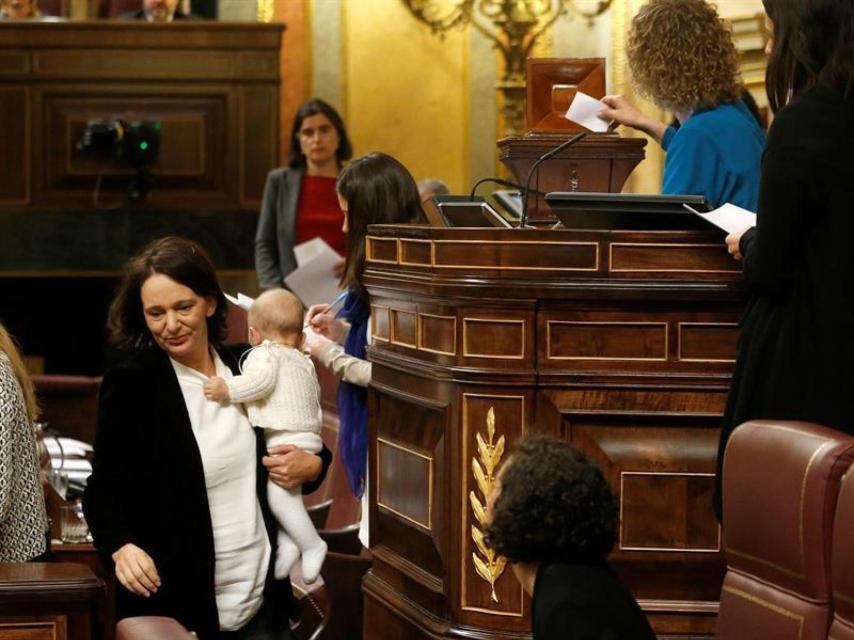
(565, 91, 612, 133)
(284, 238, 343, 308)
(224, 292, 253, 311)
(684, 203, 756, 234)
(294, 236, 333, 268)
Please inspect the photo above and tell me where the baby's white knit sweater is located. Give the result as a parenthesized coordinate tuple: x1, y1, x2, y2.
(225, 341, 322, 434)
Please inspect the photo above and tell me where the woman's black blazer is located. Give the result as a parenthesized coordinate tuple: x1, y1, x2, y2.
(83, 345, 331, 639)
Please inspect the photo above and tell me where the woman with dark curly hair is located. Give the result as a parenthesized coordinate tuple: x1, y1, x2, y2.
(485, 437, 654, 640)
(84, 236, 332, 639)
(717, 0, 854, 521)
(600, 0, 765, 210)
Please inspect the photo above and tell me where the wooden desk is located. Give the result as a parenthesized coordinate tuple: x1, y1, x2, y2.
(0, 21, 282, 212)
(361, 225, 745, 639)
(0, 562, 105, 640)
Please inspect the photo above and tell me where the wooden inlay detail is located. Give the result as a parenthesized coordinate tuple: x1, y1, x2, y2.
(0, 51, 29, 74)
(619, 472, 721, 552)
(377, 438, 433, 530)
(400, 239, 433, 266)
(463, 318, 525, 360)
(391, 309, 417, 348)
(462, 394, 526, 616)
(432, 240, 599, 271)
(371, 305, 390, 342)
(678, 322, 739, 363)
(0, 615, 65, 640)
(609, 243, 740, 274)
(33, 50, 235, 79)
(0, 88, 29, 205)
(366, 237, 399, 264)
(418, 313, 456, 355)
(547, 321, 668, 361)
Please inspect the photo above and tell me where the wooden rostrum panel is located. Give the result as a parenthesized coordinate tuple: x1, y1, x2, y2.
(362, 225, 744, 640)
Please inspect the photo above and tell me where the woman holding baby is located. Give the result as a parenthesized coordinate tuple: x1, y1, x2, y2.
(84, 236, 331, 640)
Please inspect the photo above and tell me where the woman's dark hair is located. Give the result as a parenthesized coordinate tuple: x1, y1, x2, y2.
(288, 98, 353, 169)
(336, 153, 425, 298)
(107, 236, 228, 349)
(763, 0, 854, 112)
(485, 437, 618, 565)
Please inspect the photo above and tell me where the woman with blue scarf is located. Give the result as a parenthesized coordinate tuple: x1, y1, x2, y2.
(304, 153, 425, 548)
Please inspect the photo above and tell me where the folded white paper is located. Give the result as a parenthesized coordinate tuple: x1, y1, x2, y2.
(285, 237, 344, 309)
(565, 91, 612, 133)
(684, 203, 756, 234)
(225, 292, 254, 311)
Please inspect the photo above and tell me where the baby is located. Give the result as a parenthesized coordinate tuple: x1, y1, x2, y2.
(204, 289, 327, 583)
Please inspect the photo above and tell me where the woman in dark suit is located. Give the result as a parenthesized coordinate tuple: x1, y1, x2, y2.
(84, 237, 331, 639)
(254, 99, 353, 290)
(718, 0, 854, 521)
(485, 437, 655, 640)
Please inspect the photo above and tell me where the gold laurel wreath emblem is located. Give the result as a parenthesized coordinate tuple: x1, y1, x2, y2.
(468, 407, 507, 603)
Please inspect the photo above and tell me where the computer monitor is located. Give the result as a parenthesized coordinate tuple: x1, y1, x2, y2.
(433, 197, 514, 228)
(545, 192, 712, 231)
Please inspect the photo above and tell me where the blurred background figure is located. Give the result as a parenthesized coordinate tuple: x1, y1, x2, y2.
(0, 321, 49, 562)
(0, 0, 40, 19)
(120, 0, 195, 21)
(417, 178, 450, 204)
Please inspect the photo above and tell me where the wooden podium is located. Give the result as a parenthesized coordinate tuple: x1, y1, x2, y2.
(361, 224, 745, 639)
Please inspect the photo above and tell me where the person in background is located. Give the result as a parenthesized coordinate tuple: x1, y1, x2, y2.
(485, 437, 655, 640)
(417, 178, 450, 205)
(0, 321, 49, 562)
(599, 0, 765, 211)
(120, 0, 196, 21)
(0, 0, 40, 18)
(255, 99, 353, 290)
(717, 0, 854, 521)
(84, 237, 331, 639)
(303, 153, 425, 548)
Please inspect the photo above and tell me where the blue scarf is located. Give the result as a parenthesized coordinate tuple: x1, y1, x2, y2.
(336, 289, 370, 497)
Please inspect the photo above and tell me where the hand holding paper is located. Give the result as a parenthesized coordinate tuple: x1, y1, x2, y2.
(565, 91, 613, 133)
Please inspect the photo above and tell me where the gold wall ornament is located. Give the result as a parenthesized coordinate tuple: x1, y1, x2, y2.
(256, 0, 274, 23)
(401, 0, 613, 135)
(468, 406, 507, 603)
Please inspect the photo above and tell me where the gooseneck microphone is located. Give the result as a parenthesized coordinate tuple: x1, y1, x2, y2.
(519, 132, 587, 228)
(468, 177, 548, 202)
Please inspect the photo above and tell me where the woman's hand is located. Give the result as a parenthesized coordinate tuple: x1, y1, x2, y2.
(600, 95, 667, 142)
(263, 444, 322, 490)
(303, 329, 333, 358)
(305, 304, 347, 342)
(725, 227, 750, 261)
(112, 543, 161, 597)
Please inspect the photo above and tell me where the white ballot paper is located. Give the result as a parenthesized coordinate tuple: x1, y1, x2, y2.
(225, 292, 254, 311)
(565, 91, 612, 133)
(684, 203, 756, 234)
(284, 237, 343, 308)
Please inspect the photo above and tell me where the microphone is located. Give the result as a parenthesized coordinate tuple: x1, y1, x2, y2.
(468, 177, 548, 202)
(519, 132, 587, 228)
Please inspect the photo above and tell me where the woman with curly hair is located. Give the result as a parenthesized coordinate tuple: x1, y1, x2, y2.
(600, 0, 765, 210)
(717, 0, 854, 521)
(485, 437, 654, 640)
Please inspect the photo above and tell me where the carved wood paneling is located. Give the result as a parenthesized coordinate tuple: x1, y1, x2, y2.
(461, 394, 526, 619)
(0, 51, 28, 74)
(239, 85, 278, 206)
(463, 318, 525, 360)
(610, 243, 740, 275)
(400, 239, 432, 266)
(0, 88, 28, 204)
(371, 305, 390, 342)
(678, 322, 739, 363)
(433, 240, 599, 271)
(33, 50, 235, 79)
(0, 616, 65, 640)
(391, 309, 418, 348)
(367, 237, 399, 264)
(418, 313, 456, 356)
(548, 320, 668, 361)
(377, 437, 433, 530)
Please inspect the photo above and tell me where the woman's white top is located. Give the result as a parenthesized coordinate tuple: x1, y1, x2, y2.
(170, 351, 270, 631)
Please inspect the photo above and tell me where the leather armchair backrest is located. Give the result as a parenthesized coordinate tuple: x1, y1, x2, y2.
(829, 469, 854, 640)
(716, 420, 854, 640)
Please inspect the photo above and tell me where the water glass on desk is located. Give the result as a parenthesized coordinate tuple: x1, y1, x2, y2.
(60, 503, 90, 544)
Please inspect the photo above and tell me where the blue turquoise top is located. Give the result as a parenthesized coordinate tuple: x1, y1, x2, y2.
(661, 100, 765, 211)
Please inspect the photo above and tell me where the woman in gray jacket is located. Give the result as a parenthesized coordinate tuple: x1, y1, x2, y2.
(254, 99, 353, 290)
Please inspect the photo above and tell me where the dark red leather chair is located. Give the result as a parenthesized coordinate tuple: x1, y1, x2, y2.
(716, 420, 854, 640)
(829, 469, 854, 640)
(116, 616, 195, 640)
